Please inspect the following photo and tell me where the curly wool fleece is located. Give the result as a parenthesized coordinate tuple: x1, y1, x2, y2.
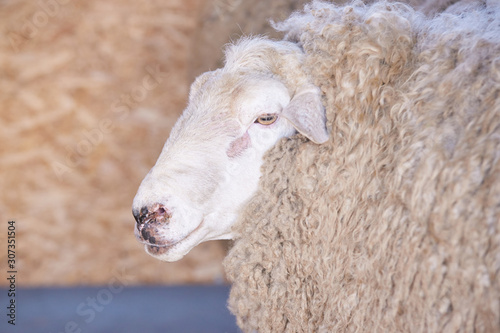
(224, 1, 500, 332)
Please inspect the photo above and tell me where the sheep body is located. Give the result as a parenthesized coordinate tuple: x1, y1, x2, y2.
(224, 1, 500, 332)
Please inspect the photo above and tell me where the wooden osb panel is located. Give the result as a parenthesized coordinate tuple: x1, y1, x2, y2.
(0, 0, 462, 287)
(0, 0, 231, 287)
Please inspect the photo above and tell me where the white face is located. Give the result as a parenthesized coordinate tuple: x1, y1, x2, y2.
(133, 73, 297, 261)
(132, 42, 328, 262)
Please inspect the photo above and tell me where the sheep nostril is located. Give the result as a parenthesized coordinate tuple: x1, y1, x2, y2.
(134, 204, 171, 227)
(151, 204, 171, 222)
(134, 205, 152, 226)
(133, 209, 142, 225)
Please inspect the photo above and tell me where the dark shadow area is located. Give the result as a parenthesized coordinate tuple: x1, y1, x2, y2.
(1, 285, 239, 333)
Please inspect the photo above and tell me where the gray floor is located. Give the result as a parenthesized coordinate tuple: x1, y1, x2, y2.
(0, 285, 240, 333)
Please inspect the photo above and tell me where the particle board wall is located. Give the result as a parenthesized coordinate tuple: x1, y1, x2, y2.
(0, 0, 230, 287)
(0, 0, 462, 287)
(0, 0, 333, 288)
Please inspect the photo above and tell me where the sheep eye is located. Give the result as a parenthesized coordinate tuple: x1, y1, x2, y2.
(255, 114, 278, 125)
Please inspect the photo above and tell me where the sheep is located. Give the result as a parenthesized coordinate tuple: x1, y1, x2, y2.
(224, 1, 500, 332)
(132, 0, 500, 331)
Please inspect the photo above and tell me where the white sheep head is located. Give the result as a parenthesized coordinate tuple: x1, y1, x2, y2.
(132, 37, 329, 261)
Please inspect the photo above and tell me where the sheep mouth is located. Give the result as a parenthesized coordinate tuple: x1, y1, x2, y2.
(139, 219, 205, 259)
(135, 235, 184, 255)
(145, 243, 175, 256)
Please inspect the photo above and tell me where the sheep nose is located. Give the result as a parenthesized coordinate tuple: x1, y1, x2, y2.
(133, 203, 170, 226)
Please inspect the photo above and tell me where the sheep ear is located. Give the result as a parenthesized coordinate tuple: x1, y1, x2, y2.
(281, 85, 329, 144)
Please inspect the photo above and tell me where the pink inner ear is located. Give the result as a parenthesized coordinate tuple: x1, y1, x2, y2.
(227, 132, 251, 158)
